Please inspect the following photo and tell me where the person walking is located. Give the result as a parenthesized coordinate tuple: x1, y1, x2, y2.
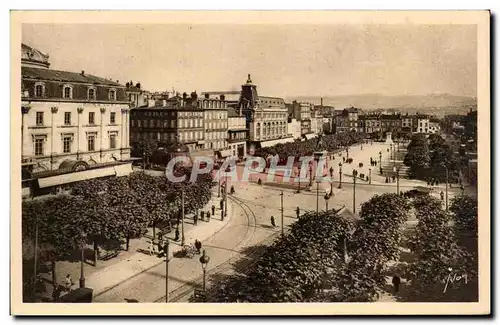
(65, 274, 73, 291)
(206, 211, 211, 221)
(231, 185, 235, 194)
(296, 207, 300, 219)
(270, 216, 276, 227)
(211, 205, 216, 216)
(194, 240, 202, 254)
(193, 212, 198, 226)
(440, 191, 444, 201)
(392, 275, 401, 293)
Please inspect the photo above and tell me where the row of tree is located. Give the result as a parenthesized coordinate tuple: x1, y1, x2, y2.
(22, 168, 214, 300)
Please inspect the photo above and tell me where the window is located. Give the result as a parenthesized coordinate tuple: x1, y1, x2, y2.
(63, 85, 73, 99)
(110, 112, 116, 124)
(88, 88, 96, 100)
(63, 136, 72, 153)
(109, 89, 116, 101)
(35, 84, 44, 97)
(109, 133, 117, 149)
(88, 134, 96, 151)
(36, 112, 44, 126)
(64, 112, 71, 125)
(89, 112, 95, 125)
(34, 138, 44, 156)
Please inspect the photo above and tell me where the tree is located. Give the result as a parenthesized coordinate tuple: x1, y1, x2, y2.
(407, 195, 471, 300)
(404, 134, 430, 179)
(337, 193, 410, 301)
(132, 138, 159, 167)
(210, 211, 353, 302)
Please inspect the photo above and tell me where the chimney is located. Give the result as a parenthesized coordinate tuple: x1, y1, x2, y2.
(81, 70, 85, 76)
(220, 94, 225, 101)
(148, 99, 155, 107)
(204, 93, 209, 99)
(191, 91, 198, 101)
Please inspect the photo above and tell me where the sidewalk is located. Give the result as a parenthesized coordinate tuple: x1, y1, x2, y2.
(63, 186, 232, 298)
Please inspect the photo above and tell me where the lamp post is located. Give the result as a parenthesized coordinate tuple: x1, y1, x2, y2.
(369, 168, 372, 185)
(352, 170, 358, 214)
(199, 250, 210, 292)
(309, 165, 313, 187)
(393, 166, 400, 194)
(316, 179, 321, 213)
(329, 166, 334, 194)
(164, 240, 170, 303)
(338, 162, 343, 189)
(79, 231, 87, 288)
(324, 193, 330, 211)
(379, 151, 382, 174)
(297, 167, 301, 194)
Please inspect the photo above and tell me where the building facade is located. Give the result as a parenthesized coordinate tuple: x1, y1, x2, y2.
(21, 44, 131, 176)
(335, 107, 359, 133)
(202, 93, 230, 158)
(238, 75, 293, 150)
(227, 110, 248, 160)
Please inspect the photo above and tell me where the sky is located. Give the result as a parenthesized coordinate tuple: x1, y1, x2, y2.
(22, 23, 477, 99)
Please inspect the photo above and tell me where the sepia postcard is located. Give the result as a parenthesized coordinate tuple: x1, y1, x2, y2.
(10, 10, 490, 316)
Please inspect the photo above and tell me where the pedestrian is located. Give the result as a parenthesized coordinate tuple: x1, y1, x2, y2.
(158, 231, 163, 242)
(148, 240, 156, 256)
(220, 199, 224, 210)
(193, 212, 198, 226)
(175, 228, 180, 241)
(392, 175, 396, 182)
(296, 207, 300, 219)
(194, 240, 202, 254)
(200, 210, 205, 221)
(257, 178, 262, 185)
(270, 216, 276, 227)
(392, 275, 401, 293)
(65, 274, 73, 291)
(231, 185, 235, 194)
(343, 157, 345, 163)
(440, 191, 444, 201)
(211, 205, 215, 216)
(207, 211, 211, 221)
(385, 177, 389, 183)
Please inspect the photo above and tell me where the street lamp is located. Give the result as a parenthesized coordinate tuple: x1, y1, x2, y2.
(369, 168, 372, 185)
(329, 166, 334, 194)
(352, 169, 358, 214)
(79, 231, 87, 288)
(309, 165, 313, 187)
(316, 179, 321, 213)
(199, 249, 210, 292)
(379, 151, 382, 174)
(324, 193, 330, 211)
(393, 166, 400, 194)
(338, 162, 343, 189)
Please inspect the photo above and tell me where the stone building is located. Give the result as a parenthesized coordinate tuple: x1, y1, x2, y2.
(227, 109, 248, 160)
(21, 43, 132, 196)
(238, 74, 293, 152)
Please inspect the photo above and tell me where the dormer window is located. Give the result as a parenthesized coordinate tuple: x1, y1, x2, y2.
(34, 82, 45, 97)
(109, 89, 116, 101)
(63, 85, 73, 99)
(88, 87, 96, 100)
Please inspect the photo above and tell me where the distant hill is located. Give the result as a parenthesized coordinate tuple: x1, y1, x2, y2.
(286, 94, 477, 111)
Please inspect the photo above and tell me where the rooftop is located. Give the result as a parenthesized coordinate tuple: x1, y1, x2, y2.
(22, 66, 124, 87)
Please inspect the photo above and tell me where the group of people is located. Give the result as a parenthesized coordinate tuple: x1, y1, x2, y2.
(369, 157, 378, 167)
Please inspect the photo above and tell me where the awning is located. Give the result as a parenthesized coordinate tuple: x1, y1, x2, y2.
(38, 167, 116, 188)
(114, 163, 133, 177)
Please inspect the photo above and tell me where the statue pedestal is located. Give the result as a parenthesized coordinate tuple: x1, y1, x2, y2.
(385, 132, 394, 145)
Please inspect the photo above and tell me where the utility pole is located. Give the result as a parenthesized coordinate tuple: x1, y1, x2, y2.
(280, 191, 284, 237)
(224, 181, 228, 219)
(369, 168, 372, 185)
(165, 240, 170, 303)
(181, 190, 185, 246)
